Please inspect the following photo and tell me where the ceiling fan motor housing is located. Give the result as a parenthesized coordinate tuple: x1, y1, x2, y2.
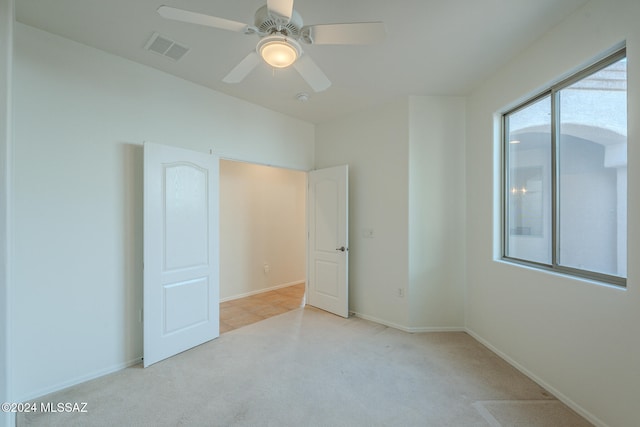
(254, 5, 303, 38)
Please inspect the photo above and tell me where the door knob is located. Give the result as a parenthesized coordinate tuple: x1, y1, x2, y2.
(336, 246, 346, 252)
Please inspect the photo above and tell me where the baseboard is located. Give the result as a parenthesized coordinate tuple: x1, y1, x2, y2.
(220, 280, 305, 303)
(18, 356, 142, 403)
(406, 325, 466, 333)
(350, 311, 464, 333)
(464, 327, 609, 427)
(18, 281, 305, 402)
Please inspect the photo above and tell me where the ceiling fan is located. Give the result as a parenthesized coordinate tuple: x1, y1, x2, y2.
(157, 0, 385, 92)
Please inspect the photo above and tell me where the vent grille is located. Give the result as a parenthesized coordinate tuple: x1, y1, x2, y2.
(144, 32, 190, 61)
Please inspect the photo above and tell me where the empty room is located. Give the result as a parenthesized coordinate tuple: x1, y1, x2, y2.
(1, 0, 638, 426)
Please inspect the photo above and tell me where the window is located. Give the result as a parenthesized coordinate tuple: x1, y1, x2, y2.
(502, 48, 627, 286)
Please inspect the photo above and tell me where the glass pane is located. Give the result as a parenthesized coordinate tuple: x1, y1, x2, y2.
(558, 57, 627, 277)
(505, 96, 552, 264)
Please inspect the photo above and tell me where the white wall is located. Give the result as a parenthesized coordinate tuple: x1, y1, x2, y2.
(408, 96, 466, 330)
(11, 23, 314, 401)
(315, 96, 466, 331)
(315, 100, 410, 328)
(219, 160, 306, 300)
(465, 1, 640, 426)
(0, 1, 13, 426)
(10, 3, 639, 426)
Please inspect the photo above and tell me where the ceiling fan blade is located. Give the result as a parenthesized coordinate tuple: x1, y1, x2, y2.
(301, 22, 386, 45)
(222, 52, 261, 83)
(293, 54, 331, 92)
(267, 0, 294, 22)
(157, 5, 248, 33)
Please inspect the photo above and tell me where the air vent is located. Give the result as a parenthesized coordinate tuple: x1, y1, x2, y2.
(144, 32, 190, 61)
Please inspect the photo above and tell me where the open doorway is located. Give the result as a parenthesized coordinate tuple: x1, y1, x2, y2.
(218, 159, 307, 333)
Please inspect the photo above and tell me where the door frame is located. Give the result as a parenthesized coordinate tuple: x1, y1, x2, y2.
(154, 157, 348, 345)
(217, 158, 349, 318)
(217, 157, 310, 303)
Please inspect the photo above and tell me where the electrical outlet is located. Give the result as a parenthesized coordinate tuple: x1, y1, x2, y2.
(397, 288, 405, 297)
(263, 263, 271, 274)
(362, 228, 374, 238)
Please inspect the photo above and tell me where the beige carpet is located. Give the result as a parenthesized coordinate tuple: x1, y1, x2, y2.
(18, 307, 592, 426)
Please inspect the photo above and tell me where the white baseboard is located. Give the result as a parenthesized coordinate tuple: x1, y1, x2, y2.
(220, 280, 305, 303)
(350, 311, 464, 333)
(350, 314, 608, 426)
(18, 356, 142, 403)
(18, 281, 306, 402)
(464, 327, 609, 427)
(406, 325, 466, 333)
(16, 303, 606, 427)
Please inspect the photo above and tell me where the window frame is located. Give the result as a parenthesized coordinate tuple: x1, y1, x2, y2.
(501, 47, 627, 288)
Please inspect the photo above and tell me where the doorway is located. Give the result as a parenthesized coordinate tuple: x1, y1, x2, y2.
(218, 159, 307, 332)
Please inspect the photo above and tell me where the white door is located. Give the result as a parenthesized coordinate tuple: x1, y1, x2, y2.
(143, 142, 219, 367)
(307, 165, 349, 318)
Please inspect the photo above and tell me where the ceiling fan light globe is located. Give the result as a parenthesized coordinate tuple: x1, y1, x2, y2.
(261, 42, 297, 67)
(257, 35, 301, 68)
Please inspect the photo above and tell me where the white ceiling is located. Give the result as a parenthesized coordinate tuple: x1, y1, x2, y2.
(16, 0, 589, 124)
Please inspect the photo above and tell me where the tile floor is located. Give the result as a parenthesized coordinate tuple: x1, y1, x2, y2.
(220, 283, 306, 333)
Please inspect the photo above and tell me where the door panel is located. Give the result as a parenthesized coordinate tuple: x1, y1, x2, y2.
(164, 164, 209, 270)
(144, 142, 219, 367)
(163, 277, 210, 334)
(315, 179, 339, 251)
(315, 260, 339, 297)
(307, 165, 349, 318)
